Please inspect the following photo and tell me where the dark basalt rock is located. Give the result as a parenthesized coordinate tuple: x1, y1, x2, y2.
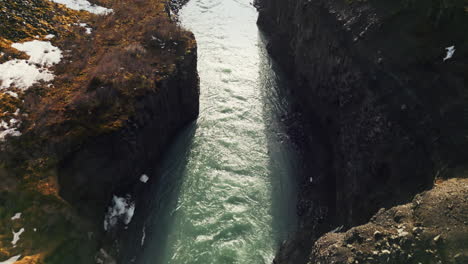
(257, 0, 468, 263)
(58, 46, 199, 224)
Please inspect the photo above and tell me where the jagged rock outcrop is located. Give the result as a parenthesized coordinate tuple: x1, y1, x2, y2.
(257, 0, 468, 263)
(311, 178, 468, 264)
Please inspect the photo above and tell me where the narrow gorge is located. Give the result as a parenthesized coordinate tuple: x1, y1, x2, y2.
(0, 0, 467, 264)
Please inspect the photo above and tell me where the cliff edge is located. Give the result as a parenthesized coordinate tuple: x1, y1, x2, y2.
(0, 0, 199, 263)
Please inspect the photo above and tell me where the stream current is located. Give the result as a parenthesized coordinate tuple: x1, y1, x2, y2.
(131, 0, 301, 263)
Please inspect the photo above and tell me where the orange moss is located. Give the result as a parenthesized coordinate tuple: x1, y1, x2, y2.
(0, 0, 85, 43)
(0, 38, 29, 63)
(16, 254, 42, 264)
(0, 93, 21, 115)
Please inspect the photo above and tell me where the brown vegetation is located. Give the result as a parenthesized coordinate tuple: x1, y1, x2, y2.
(18, 0, 195, 148)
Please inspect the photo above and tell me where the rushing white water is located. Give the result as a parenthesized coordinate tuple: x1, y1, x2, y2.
(130, 0, 301, 263)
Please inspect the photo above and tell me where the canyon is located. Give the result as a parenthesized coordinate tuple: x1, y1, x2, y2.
(0, 0, 467, 263)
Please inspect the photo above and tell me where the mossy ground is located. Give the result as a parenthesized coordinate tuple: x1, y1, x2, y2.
(0, 0, 196, 263)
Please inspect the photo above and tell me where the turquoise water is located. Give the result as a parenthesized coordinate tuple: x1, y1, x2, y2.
(134, 0, 300, 263)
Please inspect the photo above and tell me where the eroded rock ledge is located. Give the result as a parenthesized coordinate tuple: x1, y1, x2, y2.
(311, 178, 468, 264)
(256, 0, 467, 263)
(0, 0, 199, 263)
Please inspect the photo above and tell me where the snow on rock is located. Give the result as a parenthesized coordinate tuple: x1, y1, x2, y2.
(104, 195, 135, 231)
(11, 213, 21, 220)
(1, 121, 9, 129)
(443, 46, 455, 61)
(50, 0, 113, 15)
(0, 110, 22, 141)
(79, 23, 93, 34)
(140, 174, 149, 183)
(141, 226, 146, 246)
(10, 118, 18, 125)
(0, 128, 21, 141)
(0, 121, 21, 142)
(0, 255, 21, 264)
(45, 34, 55, 39)
(3, 91, 18, 98)
(11, 228, 25, 246)
(0, 40, 62, 90)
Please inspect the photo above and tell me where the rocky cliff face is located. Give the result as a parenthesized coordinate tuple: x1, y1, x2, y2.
(57, 44, 199, 226)
(0, 0, 199, 263)
(257, 0, 468, 263)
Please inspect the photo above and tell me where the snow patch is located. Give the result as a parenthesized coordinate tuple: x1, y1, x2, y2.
(50, 0, 113, 15)
(0, 119, 21, 142)
(45, 34, 55, 39)
(11, 213, 21, 220)
(0, 60, 55, 90)
(330, 225, 344, 233)
(79, 23, 93, 34)
(10, 118, 18, 125)
(12, 40, 62, 66)
(141, 226, 146, 246)
(443, 46, 455, 61)
(0, 128, 21, 140)
(3, 91, 18, 98)
(0, 255, 21, 264)
(0, 110, 22, 141)
(0, 40, 62, 90)
(11, 228, 25, 246)
(140, 174, 149, 183)
(104, 195, 135, 231)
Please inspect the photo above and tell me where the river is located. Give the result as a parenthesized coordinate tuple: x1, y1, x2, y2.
(127, 0, 301, 263)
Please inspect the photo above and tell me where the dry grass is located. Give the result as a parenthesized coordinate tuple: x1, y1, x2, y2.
(4, 0, 196, 150)
(0, 0, 198, 166)
(0, 0, 196, 191)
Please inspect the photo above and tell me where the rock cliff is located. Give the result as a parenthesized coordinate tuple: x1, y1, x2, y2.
(257, 0, 468, 263)
(0, 0, 199, 263)
(311, 178, 468, 264)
